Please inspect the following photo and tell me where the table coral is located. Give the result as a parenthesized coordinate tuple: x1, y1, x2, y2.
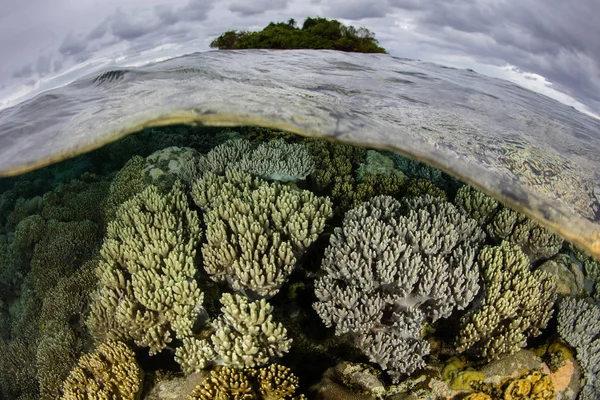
(313, 194, 484, 381)
(457, 241, 556, 361)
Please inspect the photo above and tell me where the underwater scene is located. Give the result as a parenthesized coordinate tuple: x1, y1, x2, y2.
(0, 125, 598, 400)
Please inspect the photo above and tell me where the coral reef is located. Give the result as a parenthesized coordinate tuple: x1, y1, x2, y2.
(311, 362, 387, 399)
(557, 297, 600, 400)
(142, 146, 199, 191)
(467, 370, 555, 400)
(568, 244, 600, 300)
(87, 181, 204, 355)
(457, 241, 557, 361)
(29, 219, 102, 298)
(40, 174, 110, 224)
(0, 338, 39, 399)
(189, 364, 306, 399)
(391, 152, 460, 192)
(355, 150, 399, 180)
(306, 140, 447, 216)
(537, 254, 585, 296)
(191, 168, 332, 298)
(183, 138, 314, 183)
(102, 155, 147, 222)
(37, 262, 97, 400)
(454, 185, 563, 262)
(175, 293, 292, 373)
(314, 195, 484, 381)
(237, 139, 315, 182)
(61, 340, 143, 400)
(0, 129, 594, 400)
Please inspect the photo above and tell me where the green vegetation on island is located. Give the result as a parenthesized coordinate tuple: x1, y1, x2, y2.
(210, 17, 387, 53)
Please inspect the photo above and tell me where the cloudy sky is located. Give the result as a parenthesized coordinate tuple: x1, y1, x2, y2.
(1, 0, 599, 118)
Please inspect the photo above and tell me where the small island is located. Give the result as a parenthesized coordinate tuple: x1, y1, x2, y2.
(210, 17, 387, 53)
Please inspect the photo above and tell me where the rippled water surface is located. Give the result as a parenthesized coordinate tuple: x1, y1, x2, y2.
(0, 50, 598, 258)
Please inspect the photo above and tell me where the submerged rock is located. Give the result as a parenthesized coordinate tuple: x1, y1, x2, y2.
(312, 362, 387, 400)
(143, 146, 199, 191)
(538, 254, 585, 296)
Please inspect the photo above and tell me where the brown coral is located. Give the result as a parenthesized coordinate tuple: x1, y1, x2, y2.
(190, 367, 254, 400)
(61, 340, 143, 400)
(189, 365, 306, 400)
(468, 370, 554, 400)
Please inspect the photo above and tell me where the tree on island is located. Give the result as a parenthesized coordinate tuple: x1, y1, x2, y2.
(210, 17, 387, 53)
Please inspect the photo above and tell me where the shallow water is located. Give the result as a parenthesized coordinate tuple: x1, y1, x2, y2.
(0, 125, 597, 399)
(0, 50, 599, 259)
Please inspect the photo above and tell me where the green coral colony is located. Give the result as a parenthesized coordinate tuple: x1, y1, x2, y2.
(0, 125, 598, 400)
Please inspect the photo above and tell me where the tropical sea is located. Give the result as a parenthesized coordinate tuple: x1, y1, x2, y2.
(0, 50, 599, 399)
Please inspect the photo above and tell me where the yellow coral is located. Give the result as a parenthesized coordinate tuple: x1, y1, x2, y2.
(450, 370, 486, 391)
(189, 365, 306, 400)
(61, 340, 142, 400)
(464, 394, 493, 400)
(547, 342, 573, 361)
(467, 370, 554, 400)
(254, 364, 301, 399)
(441, 356, 468, 381)
(190, 367, 254, 400)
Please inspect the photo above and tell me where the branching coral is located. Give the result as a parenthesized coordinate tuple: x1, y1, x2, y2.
(457, 241, 556, 361)
(305, 139, 446, 216)
(37, 262, 98, 400)
(87, 181, 204, 355)
(103, 155, 147, 222)
(61, 340, 143, 400)
(391, 152, 460, 192)
(237, 139, 315, 182)
(191, 168, 332, 298)
(175, 293, 292, 373)
(455, 185, 563, 262)
(189, 364, 306, 400)
(40, 175, 110, 224)
(454, 185, 499, 226)
(183, 139, 252, 181)
(488, 209, 563, 262)
(313, 195, 484, 381)
(182, 138, 314, 183)
(37, 325, 80, 400)
(0, 338, 39, 400)
(557, 297, 600, 400)
(29, 219, 102, 298)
